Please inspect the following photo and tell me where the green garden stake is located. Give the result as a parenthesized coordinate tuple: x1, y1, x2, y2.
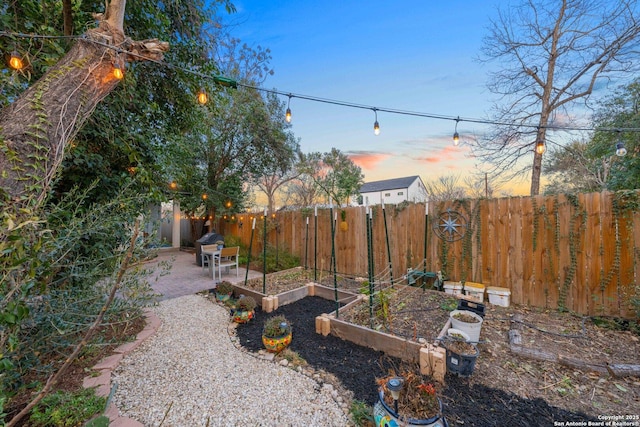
(314, 205, 318, 281)
(304, 215, 309, 270)
(382, 200, 394, 286)
(244, 217, 256, 287)
(329, 203, 339, 317)
(366, 205, 374, 328)
(423, 200, 429, 291)
(263, 208, 267, 294)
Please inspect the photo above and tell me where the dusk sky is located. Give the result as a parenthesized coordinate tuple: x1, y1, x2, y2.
(227, 1, 531, 195)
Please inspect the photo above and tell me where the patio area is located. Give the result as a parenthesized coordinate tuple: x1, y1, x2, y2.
(144, 248, 263, 300)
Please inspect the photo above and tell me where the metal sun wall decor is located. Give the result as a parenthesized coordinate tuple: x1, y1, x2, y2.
(433, 208, 468, 242)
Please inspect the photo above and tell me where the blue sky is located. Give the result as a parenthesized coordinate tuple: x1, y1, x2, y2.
(226, 2, 527, 193)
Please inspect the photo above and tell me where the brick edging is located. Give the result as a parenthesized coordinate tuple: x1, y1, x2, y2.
(82, 308, 161, 427)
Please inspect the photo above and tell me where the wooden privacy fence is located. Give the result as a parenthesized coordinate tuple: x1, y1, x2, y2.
(216, 191, 640, 318)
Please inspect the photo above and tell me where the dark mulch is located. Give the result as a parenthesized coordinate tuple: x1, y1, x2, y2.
(236, 296, 598, 426)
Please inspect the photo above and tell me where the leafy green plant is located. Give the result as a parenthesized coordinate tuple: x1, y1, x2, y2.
(249, 245, 300, 273)
(279, 348, 306, 367)
(349, 399, 374, 427)
(1, 184, 156, 422)
(216, 281, 234, 295)
(236, 295, 257, 311)
(439, 298, 458, 312)
(375, 288, 392, 326)
(29, 389, 106, 427)
(84, 415, 110, 427)
(262, 315, 292, 338)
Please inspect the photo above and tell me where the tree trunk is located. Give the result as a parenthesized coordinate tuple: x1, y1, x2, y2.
(0, 29, 124, 205)
(0, 0, 168, 207)
(530, 148, 544, 195)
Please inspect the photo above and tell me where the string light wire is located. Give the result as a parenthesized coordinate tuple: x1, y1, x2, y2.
(3, 30, 640, 135)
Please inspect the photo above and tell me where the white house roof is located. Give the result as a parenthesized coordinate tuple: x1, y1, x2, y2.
(359, 175, 422, 193)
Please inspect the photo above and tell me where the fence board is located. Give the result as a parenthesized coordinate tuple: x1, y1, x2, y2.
(600, 192, 617, 316)
(557, 194, 571, 310)
(211, 190, 639, 318)
(509, 197, 524, 305)
(574, 194, 587, 316)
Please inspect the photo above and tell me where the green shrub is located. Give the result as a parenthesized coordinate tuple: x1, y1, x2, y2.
(1, 184, 157, 414)
(249, 245, 300, 273)
(349, 399, 374, 426)
(29, 388, 106, 427)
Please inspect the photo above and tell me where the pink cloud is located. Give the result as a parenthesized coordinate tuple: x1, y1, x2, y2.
(413, 145, 464, 164)
(348, 152, 391, 170)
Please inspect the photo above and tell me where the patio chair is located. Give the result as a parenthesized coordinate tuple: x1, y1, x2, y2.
(216, 246, 239, 279)
(201, 244, 219, 273)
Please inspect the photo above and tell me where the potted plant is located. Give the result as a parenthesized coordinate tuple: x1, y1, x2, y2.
(374, 369, 447, 426)
(215, 281, 234, 302)
(261, 315, 293, 353)
(215, 240, 224, 250)
(340, 209, 348, 231)
(232, 295, 256, 323)
(449, 309, 483, 343)
(441, 334, 479, 377)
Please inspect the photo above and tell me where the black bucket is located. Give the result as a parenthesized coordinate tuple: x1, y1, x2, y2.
(457, 299, 486, 318)
(445, 343, 479, 377)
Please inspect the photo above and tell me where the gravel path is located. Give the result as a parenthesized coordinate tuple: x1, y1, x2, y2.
(112, 294, 350, 426)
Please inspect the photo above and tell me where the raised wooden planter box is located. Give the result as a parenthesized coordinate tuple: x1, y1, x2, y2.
(317, 293, 450, 382)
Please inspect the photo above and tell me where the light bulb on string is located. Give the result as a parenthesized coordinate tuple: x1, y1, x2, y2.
(535, 140, 546, 155)
(615, 130, 627, 157)
(112, 62, 124, 80)
(197, 88, 208, 105)
(453, 117, 461, 146)
(373, 108, 380, 136)
(8, 51, 24, 70)
(285, 94, 292, 123)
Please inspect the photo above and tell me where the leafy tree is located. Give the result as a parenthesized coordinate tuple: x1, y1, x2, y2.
(475, 0, 640, 195)
(0, 1, 238, 424)
(544, 78, 640, 193)
(0, 0, 172, 206)
(52, 0, 235, 206)
(300, 148, 364, 206)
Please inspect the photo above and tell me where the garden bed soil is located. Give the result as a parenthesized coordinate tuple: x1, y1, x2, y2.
(233, 289, 640, 426)
(241, 267, 364, 295)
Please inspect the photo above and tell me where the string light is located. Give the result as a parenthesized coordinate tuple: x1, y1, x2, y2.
(197, 87, 208, 105)
(202, 194, 208, 200)
(112, 62, 124, 80)
(453, 117, 460, 146)
(4, 30, 640, 138)
(615, 141, 627, 157)
(285, 94, 292, 123)
(535, 140, 546, 155)
(8, 50, 24, 70)
(373, 108, 380, 136)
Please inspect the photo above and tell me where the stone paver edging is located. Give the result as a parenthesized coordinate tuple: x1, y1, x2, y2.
(82, 308, 161, 427)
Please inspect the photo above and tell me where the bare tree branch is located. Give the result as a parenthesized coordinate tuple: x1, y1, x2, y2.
(475, 0, 640, 195)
